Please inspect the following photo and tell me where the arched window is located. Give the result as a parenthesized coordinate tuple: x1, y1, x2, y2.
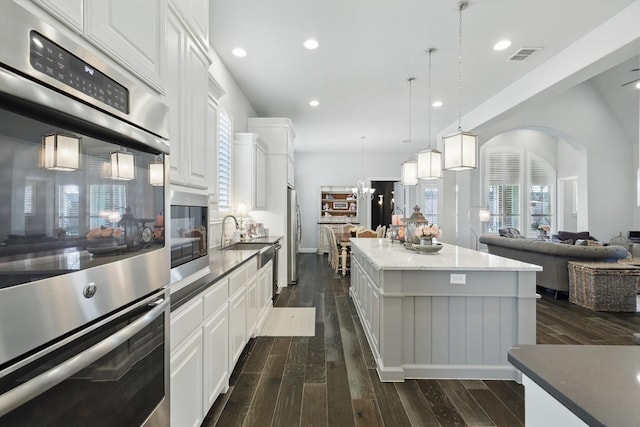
(484, 147, 555, 237)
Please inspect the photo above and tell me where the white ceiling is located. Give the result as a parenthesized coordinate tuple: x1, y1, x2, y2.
(209, 0, 637, 153)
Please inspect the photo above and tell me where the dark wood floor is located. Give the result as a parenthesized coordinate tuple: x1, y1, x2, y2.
(203, 254, 640, 427)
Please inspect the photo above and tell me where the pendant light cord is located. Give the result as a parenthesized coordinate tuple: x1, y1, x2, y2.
(427, 48, 433, 150)
(457, 1, 466, 132)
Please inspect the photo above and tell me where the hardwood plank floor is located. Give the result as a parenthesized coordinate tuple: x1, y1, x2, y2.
(204, 254, 640, 427)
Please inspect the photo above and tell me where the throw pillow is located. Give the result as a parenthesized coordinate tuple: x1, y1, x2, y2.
(499, 227, 526, 239)
(557, 231, 592, 242)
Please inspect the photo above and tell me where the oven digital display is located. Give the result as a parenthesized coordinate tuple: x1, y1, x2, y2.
(29, 31, 129, 114)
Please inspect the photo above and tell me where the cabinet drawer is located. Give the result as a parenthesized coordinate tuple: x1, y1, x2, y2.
(170, 297, 204, 352)
(229, 265, 247, 296)
(203, 278, 228, 319)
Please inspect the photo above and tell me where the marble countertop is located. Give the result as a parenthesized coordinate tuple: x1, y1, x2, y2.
(508, 345, 640, 427)
(170, 236, 282, 310)
(350, 238, 542, 271)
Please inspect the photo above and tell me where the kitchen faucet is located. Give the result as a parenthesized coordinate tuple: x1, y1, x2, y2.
(221, 214, 239, 249)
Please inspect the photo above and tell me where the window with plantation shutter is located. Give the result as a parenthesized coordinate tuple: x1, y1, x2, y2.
(217, 109, 232, 210)
(422, 182, 440, 226)
(487, 150, 521, 233)
(529, 155, 554, 233)
(484, 148, 555, 237)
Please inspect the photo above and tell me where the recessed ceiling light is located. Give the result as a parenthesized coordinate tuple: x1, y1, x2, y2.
(304, 39, 319, 50)
(635, 82, 640, 89)
(309, 99, 320, 107)
(493, 40, 512, 51)
(232, 47, 247, 57)
(432, 100, 443, 108)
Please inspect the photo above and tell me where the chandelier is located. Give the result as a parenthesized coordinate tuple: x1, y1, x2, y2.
(417, 48, 442, 179)
(352, 136, 376, 200)
(443, 0, 478, 171)
(400, 77, 417, 186)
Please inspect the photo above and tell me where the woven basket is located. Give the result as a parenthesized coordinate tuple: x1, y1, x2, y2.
(568, 261, 640, 312)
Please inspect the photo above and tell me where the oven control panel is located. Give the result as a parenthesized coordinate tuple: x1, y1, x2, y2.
(29, 31, 129, 114)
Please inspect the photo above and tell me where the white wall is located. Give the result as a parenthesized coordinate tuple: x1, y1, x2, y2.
(466, 80, 635, 243)
(208, 49, 256, 133)
(295, 150, 407, 252)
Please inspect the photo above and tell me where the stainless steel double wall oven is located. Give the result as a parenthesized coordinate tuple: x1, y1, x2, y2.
(0, 2, 171, 425)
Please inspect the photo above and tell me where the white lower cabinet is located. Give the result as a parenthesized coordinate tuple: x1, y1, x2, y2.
(170, 255, 271, 424)
(246, 275, 258, 338)
(170, 327, 203, 427)
(229, 283, 247, 366)
(203, 304, 229, 410)
(257, 260, 273, 330)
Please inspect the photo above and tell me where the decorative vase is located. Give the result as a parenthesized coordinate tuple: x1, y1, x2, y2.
(420, 237, 433, 246)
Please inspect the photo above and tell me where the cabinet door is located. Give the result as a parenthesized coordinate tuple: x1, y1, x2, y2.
(246, 275, 258, 338)
(171, 329, 204, 427)
(255, 144, 267, 209)
(166, 10, 185, 184)
(33, 0, 83, 32)
(229, 287, 247, 367)
(168, 0, 208, 52)
(184, 36, 209, 188)
(253, 261, 272, 334)
(84, 0, 166, 92)
(203, 305, 229, 412)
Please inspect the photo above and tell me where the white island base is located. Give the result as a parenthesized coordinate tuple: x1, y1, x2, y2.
(349, 239, 540, 382)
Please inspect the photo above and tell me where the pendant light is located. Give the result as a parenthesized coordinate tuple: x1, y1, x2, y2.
(149, 155, 164, 186)
(417, 48, 442, 179)
(110, 148, 135, 180)
(352, 136, 376, 200)
(443, 0, 478, 171)
(41, 133, 80, 171)
(401, 77, 418, 186)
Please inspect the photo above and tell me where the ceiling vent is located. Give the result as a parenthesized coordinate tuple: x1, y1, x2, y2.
(508, 47, 541, 62)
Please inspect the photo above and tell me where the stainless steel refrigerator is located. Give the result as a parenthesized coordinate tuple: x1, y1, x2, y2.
(287, 188, 301, 284)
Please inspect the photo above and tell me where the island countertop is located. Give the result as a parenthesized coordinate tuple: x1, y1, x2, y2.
(508, 345, 640, 427)
(350, 238, 542, 272)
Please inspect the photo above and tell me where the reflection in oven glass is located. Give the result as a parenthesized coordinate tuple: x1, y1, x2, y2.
(0, 106, 165, 289)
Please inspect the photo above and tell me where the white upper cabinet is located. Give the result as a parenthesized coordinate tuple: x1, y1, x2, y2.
(32, 0, 83, 32)
(168, 0, 208, 53)
(184, 36, 209, 187)
(248, 118, 295, 159)
(234, 133, 268, 211)
(84, 0, 167, 93)
(248, 118, 295, 188)
(167, 7, 210, 189)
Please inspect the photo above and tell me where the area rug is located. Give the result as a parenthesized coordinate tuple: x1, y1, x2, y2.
(260, 307, 316, 337)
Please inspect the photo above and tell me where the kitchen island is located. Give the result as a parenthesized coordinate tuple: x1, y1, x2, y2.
(509, 345, 640, 426)
(349, 238, 541, 382)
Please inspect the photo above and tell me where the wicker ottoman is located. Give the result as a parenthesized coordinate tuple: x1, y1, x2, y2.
(568, 261, 640, 312)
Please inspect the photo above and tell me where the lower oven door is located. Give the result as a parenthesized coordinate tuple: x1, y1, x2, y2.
(0, 288, 170, 427)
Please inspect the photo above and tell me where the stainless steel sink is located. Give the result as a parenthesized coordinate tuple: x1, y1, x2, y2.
(223, 241, 280, 270)
(224, 242, 271, 251)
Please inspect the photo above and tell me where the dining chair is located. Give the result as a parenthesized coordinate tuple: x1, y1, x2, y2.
(327, 227, 340, 273)
(357, 229, 378, 238)
(377, 225, 386, 238)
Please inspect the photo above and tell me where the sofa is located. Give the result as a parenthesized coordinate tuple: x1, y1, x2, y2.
(479, 234, 629, 294)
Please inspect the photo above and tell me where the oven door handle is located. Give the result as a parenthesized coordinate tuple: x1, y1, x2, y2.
(0, 296, 169, 418)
